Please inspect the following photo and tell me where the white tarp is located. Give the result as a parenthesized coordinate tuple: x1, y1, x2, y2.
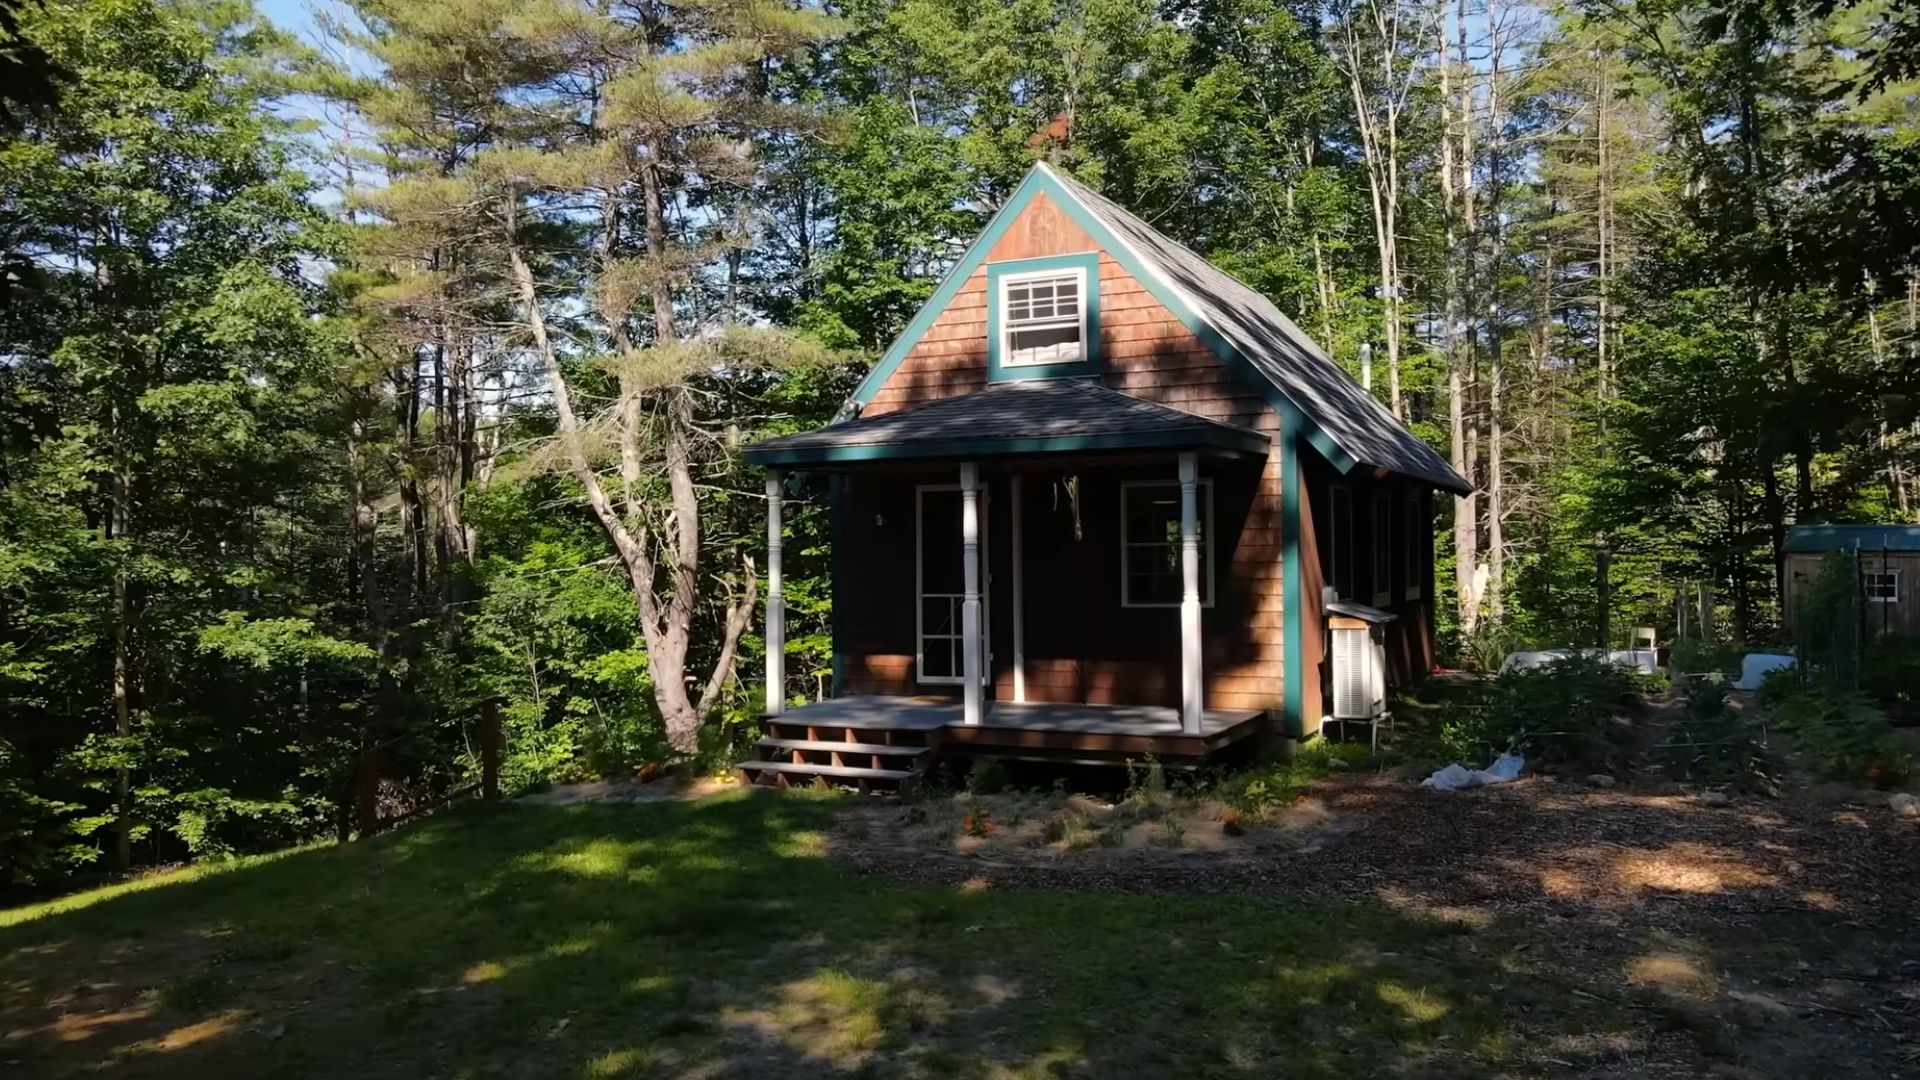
(1500, 648, 1658, 675)
(1732, 653, 1796, 691)
(1422, 751, 1526, 791)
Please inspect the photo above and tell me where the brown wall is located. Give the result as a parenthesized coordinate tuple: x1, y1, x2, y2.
(836, 462, 1282, 712)
(865, 192, 1272, 434)
(1300, 452, 1437, 720)
(847, 191, 1285, 713)
(1785, 551, 1920, 638)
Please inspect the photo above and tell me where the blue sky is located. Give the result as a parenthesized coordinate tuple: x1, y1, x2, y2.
(258, 0, 325, 43)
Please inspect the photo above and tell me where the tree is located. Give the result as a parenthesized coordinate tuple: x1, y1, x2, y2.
(0, 0, 346, 874)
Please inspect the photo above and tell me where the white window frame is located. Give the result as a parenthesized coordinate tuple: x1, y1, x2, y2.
(1120, 479, 1216, 609)
(1866, 568, 1902, 604)
(914, 484, 989, 686)
(1328, 484, 1352, 600)
(1371, 488, 1394, 607)
(998, 266, 1089, 368)
(1403, 487, 1424, 601)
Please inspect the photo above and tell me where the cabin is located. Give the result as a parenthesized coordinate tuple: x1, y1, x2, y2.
(1784, 524, 1920, 639)
(738, 163, 1468, 789)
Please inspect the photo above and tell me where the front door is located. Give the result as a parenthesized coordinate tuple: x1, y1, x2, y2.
(915, 485, 990, 694)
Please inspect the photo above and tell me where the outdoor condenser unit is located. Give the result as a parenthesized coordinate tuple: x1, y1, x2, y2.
(1327, 600, 1396, 747)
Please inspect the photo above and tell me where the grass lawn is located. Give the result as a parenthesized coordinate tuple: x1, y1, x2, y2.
(0, 790, 1592, 1079)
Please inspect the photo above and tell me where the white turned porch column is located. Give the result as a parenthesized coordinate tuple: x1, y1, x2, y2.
(961, 462, 984, 725)
(1179, 452, 1203, 734)
(764, 470, 785, 716)
(1010, 473, 1026, 703)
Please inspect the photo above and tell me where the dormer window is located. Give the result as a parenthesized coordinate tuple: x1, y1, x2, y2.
(1000, 267, 1087, 366)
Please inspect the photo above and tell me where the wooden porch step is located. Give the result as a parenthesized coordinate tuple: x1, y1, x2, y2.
(733, 758, 920, 793)
(763, 721, 936, 747)
(737, 760, 915, 781)
(756, 737, 933, 759)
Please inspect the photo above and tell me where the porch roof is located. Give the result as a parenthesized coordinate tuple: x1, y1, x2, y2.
(743, 379, 1271, 467)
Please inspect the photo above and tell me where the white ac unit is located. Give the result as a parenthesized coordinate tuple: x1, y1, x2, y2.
(1330, 624, 1387, 720)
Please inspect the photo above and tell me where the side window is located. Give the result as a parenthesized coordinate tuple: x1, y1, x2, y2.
(1404, 487, 1425, 601)
(1328, 485, 1353, 599)
(1371, 489, 1393, 606)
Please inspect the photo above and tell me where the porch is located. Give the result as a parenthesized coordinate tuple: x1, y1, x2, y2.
(733, 697, 1268, 792)
(742, 379, 1287, 790)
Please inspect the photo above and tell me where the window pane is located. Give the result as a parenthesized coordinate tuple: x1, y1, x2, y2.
(1124, 483, 1210, 605)
(922, 640, 953, 678)
(922, 596, 955, 635)
(1002, 272, 1084, 365)
(1007, 323, 1082, 364)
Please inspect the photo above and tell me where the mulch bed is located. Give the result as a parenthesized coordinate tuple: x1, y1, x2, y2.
(831, 775, 1920, 928)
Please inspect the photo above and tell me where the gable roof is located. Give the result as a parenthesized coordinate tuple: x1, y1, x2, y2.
(1786, 524, 1920, 553)
(845, 163, 1469, 494)
(746, 379, 1271, 466)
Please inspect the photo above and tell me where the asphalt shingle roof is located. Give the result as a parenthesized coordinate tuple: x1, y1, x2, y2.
(1785, 524, 1920, 553)
(1041, 164, 1469, 494)
(743, 379, 1271, 466)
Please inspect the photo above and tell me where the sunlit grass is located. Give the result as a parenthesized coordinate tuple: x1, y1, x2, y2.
(0, 795, 1541, 1079)
(0, 844, 320, 929)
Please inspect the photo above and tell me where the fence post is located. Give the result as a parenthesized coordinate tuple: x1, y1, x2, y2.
(481, 699, 502, 801)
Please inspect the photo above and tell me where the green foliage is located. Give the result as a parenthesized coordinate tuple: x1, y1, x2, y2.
(1660, 681, 1774, 790)
(1765, 685, 1914, 786)
(963, 759, 1011, 797)
(1214, 740, 1372, 817)
(1669, 638, 1747, 679)
(1423, 656, 1648, 771)
(1795, 552, 1869, 686)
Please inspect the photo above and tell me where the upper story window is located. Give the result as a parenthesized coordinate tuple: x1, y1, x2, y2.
(986, 253, 1102, 381)
(1000, 268, 1087, 367)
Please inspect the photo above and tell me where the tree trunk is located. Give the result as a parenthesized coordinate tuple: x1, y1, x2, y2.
(110, 455, 133, 872)
(1485, 0, 1507, 624)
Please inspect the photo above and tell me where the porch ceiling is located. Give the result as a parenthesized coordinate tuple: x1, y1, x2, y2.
(743, 380, 1271, 468)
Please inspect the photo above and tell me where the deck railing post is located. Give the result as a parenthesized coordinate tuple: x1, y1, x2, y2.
(765, 470, 785, 716)
(961, 462, 983, 725)
(1179, 452, 1203, 734)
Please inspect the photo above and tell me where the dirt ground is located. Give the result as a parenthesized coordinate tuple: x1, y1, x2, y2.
(832, 759, 1920, 1078)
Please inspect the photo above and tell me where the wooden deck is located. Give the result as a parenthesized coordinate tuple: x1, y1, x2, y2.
(762, 697, 1265, 765)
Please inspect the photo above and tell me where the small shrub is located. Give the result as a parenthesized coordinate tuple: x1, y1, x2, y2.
(1864, 635, 1920, 724)
(1216, 740, 1372, 816)
(964, 759, 1010, 796)
(1670, 639, 1747, 679)
(1661, 681, 1774, 790)
(1461, 623, 1518, 673)
(1426, 654, 1646, 770)
(1783, 690, 1914, 785)
(1046, 813, 1106, 849)
(1159, 817, 1186, 847)
(961, 802, 996, 837)
(1124, 753, 1167, 805)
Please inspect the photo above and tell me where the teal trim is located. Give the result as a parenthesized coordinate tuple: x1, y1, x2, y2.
(828, 474, 845, 699)
(745, 425, 1270, 467)
(1786, 524, 1920, 553)
(1281, 423, 1304, 740)
(846, 163, 1346, 477)
(847, 168, 1056, 408)
(985, 253, 1103, 382)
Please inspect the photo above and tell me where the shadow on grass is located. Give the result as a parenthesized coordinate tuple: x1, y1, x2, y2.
(4, 787, 1884, 1078)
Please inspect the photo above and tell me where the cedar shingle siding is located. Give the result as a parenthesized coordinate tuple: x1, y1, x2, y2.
(849, 193, 1287, 713)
